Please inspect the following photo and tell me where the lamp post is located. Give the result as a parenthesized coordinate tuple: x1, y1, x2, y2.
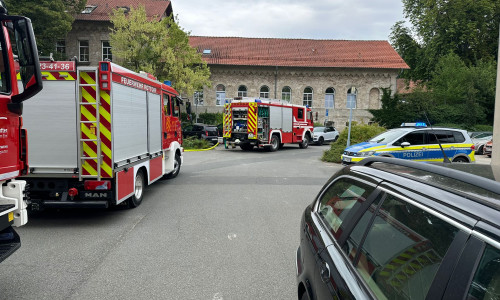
(346, 88, 356, 147)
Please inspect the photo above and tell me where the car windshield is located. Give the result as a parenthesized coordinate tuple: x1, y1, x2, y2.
(473, 133, 492, 139)
(315, 127, 325, 132)
(368, 129, 408, 143)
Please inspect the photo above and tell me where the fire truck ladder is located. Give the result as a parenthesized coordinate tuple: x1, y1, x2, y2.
(77, 68, 102, 181)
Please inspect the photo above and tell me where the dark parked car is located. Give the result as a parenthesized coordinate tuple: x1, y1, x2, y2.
(182, 123, 218, 144)
(297, 157, 500, 300)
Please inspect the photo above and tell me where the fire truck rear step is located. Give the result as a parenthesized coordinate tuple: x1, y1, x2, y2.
(0, 226, 20, 263)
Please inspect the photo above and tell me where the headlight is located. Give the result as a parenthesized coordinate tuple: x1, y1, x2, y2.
(358, 151, 375, 157)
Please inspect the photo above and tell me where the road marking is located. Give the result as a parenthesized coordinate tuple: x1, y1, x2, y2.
(227, 233, 237, 240)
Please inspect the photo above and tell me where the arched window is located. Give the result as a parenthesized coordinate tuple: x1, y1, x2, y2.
(303, 87, 313, 107)
(260, 86, 270, 99)
(216, 84, 225, 106)
(238, 85, 247, 97)
(282, 86, 291, 102)
(325, 87, 335, 108)
(369, 88, 380, 109)
(347, 87, 357, 109)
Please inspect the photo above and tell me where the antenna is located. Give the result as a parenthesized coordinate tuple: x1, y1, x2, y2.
(423, 111, 451, 163)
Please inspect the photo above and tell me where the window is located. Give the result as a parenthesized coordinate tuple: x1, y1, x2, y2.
(79, 40, 89, 62)
(238, 85, 247, 97)
(427, 130, 465, 144)
(194, 91, 204, 106)
(260, 86, 269, 98)
(164, 94, 171, 116)
(303, 87, 313, 107)
(347, 87, 357, 109)
(216, 84, 225, 106)
(297, 108, 304, 120)
(0, 43, 9, 93)
(347, 193, 460, 300)
(325, 87, 335, 108)
(467, 245, 500, 300)
(173, 97, 180, 117)
(82, 5, 97, 14)
(56, 40, 66, 57)
(282, 86, 291, 102)
(317, 178, 375, 239)
(395, 132, 426, 146)
(102, 41, 112, 61)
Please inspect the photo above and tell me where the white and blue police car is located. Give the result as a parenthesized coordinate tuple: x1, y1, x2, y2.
(341, 123, 475, 164)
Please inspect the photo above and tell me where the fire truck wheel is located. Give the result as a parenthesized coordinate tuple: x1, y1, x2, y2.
(299, 135, 309, 149)
(165, 154, 181, 179)
(269, 135, 280, 152)
(128, 170, 145, 208)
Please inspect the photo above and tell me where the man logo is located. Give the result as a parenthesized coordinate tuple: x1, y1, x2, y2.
(84, 192, 108, 198)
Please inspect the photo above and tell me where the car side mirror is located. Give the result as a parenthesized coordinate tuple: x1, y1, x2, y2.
(401, 142, 410, 147)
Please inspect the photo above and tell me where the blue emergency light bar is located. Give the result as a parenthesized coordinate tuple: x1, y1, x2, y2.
(401, 122, 427, 128)
(164, 80, 171, 86)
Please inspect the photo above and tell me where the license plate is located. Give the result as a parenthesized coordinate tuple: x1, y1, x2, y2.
(343, 157, 351, 162)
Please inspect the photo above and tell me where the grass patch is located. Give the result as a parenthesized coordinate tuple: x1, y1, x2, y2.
(182, 136, 213, 150)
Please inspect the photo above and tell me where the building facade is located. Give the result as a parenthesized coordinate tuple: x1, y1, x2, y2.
(58, 1, 408, 131)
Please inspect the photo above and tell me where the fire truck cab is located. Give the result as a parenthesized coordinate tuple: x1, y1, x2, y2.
(0, 0, 43, 262)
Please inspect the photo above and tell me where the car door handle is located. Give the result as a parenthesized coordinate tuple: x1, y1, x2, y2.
(320, 261, 330, 283)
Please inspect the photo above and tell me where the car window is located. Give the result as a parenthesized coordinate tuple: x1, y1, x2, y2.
(467, 244, 500, 300)
(317, 178, 375, 239)
(428, 130, 460, 144)
(395, 131, 426, 146)
(346, 193, 460, 300)
(453, 131, 466, 143)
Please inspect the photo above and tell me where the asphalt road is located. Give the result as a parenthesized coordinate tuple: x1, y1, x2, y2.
(0, 144, 341, 300)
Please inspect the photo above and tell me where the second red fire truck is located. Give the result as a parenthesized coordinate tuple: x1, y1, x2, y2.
(223, 97, 314, 151)
(20, 60, 183, 210)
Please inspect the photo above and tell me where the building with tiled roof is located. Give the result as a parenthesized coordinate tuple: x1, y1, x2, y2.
(57, 0, 409, 128)
(58, 0, 172, 65)
(190, 36, 409, 128)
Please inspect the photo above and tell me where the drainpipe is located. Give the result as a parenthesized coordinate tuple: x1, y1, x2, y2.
(492, 24, 500, 166)
(274, 66, 278, 98)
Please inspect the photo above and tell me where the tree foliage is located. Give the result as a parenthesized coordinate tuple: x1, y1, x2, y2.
(8, 0, 87, 57)
(391, 0, 500, 81)
(109, 6, 211, 96)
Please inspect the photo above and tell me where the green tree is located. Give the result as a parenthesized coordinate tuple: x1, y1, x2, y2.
(109, 6, 211, 96)
(8, 0, 86, 57)
(391, 0, 500, 81)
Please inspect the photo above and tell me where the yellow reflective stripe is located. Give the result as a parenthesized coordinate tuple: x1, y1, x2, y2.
(60, 71, 75, 81)
(82, 160, 97, 175)
(42, 72, 57, 80)
(81, 105, 97, 123)
(80, 71, 96, 85)
(81, 87, 97, 103)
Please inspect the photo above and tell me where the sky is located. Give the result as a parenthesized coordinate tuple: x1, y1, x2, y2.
(172, 0, 406, 41)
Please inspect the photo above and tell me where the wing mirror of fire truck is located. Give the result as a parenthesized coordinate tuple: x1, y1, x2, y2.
(4, 15, 43, 104)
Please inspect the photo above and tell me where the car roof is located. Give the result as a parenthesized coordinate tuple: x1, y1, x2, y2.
(342, 157, 500, 229)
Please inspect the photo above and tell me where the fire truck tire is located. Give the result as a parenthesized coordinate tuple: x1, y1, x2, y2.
(279, 143, 284, 149)
(269, 135, 280, 152)
(165, 153, 181, 179)
(128, 170, 145, 208)
(299, 135, 309, 149)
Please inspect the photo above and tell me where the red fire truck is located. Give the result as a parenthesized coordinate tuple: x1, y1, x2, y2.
(223, 98, 314, 151)
(0, 2, 43, 261)
(20, 61, 183, 210)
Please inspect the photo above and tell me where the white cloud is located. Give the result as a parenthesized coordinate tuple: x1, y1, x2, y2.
(173, 0, 405, 40)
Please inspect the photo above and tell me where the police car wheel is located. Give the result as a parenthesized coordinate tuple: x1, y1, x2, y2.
(452, 156, 469, 163)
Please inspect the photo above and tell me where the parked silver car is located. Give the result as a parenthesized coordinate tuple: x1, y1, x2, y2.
(471, 132, 493, 154)
(312, 126, 339, 145)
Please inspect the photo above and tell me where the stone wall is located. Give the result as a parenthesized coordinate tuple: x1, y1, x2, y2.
(64, 21, 111, 66)
(195, 65, 399, 131)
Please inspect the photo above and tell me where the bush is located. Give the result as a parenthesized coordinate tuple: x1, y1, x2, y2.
(182, 136, 212, 150)
(197, 112, 223, 125)
(322, 123, 386, 163)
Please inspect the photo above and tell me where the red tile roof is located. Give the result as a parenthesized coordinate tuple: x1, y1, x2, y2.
(75, 0, 172, 22)
(189, 36, 409, 70)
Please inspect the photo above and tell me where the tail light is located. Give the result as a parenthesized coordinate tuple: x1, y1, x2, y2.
(205, 131, 209, 136)
(471, 145, 475, 151)
(84, 180, 111, 190)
